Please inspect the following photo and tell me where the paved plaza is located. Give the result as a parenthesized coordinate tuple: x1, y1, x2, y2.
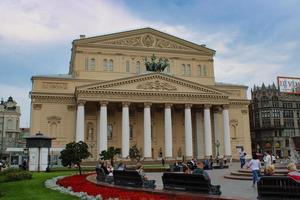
(147, 162, 257, 200)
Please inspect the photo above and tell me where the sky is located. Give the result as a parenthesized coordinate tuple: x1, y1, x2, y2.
(0, 0, 299, 127)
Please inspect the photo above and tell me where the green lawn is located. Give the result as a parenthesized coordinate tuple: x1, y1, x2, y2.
(0, 171, 78, 200)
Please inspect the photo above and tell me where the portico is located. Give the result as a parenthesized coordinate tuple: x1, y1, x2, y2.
(74, 73, 232, 160)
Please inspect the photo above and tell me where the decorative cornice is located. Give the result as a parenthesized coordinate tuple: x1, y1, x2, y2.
(31, 94, 75, 104)
(136, 80, 177, 91)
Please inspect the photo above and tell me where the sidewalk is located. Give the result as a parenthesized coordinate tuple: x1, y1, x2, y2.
(147, 162, 257, 200)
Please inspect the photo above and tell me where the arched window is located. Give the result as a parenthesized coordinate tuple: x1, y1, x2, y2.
(108, 59, 113, 71)
(85, 58, 96, 71)
(103, 59, 107, 70)
(186, 64, 191, 76)
(136, 61, 141, 74)
(181, 64, 186, 75)
(197, 65, 202, 76)
(125, 61, 130, 72)
(50, 122, 58, 137)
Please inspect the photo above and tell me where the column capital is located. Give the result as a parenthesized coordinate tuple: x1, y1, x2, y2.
(213, 106, 222, 113)
(77, 100, 86, 106)
(222, 104, 230, 110)
(185, 103, 193, 109)
(99, 101, 108, 106)
(165, 103, 173, 108)
(204, 104, 212, 109)
(144, 102, 152, 108)
(122, 102, 131, 107)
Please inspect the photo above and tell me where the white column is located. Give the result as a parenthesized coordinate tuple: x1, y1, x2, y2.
(76, 101, 85, 142)
(213, 107, 221, 156)
(223, 105, 232, 156)
(144, 103, 152, 159)
(164, 103, 173, 159)
(184, 104, 193, 159)
(195, 111, 204, 159)
(122, 102, 130, 158)
(204, 104, 212, 157)
(99, 101, 108, 153)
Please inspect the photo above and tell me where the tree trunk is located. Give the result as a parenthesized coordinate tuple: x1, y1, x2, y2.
(78, 163, 82, 175)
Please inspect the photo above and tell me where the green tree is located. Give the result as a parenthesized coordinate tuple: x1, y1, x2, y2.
(59, 141, 91, 175)
(129, 145, 141, 161)
(99, 147, 121, 166)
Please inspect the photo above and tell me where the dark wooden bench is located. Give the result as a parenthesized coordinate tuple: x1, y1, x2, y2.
(95, 167, 113, 184)
(162, 172, 221, 195)
(257, 176, 300, 200)
(113, 170, 144, 188)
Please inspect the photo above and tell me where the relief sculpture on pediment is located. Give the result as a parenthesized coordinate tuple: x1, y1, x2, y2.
(137, 80, 177, 91)
(101, 34, 192, 50)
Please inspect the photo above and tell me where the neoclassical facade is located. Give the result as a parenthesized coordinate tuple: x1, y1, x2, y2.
(30, 28, 251, 160)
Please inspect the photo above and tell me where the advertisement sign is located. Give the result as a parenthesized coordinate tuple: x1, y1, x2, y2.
(277, 76, 300, 94)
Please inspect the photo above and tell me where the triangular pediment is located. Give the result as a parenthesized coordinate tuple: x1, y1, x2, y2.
(73, 28, 215, 55)
(77, 73, 227, 96)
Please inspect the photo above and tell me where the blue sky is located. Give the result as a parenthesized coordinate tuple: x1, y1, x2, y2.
(0, 0, 299, 127)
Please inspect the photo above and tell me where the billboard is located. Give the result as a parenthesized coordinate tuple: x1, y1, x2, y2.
(277, 76, 300, 94)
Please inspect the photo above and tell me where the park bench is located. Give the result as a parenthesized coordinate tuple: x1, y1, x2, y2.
(257, 176, 300, 200)
(95, 167, 113, 184)
(113, 170, 156, 189)
(162, 172, 221, 195)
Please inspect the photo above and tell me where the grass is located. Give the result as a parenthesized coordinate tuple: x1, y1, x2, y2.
(0, 171, 78, 200)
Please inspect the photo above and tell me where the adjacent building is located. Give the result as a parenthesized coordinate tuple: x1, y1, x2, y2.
(249, 81, 300, 158)
(0, 97, 24, 165)
(30, 28, 251, 161)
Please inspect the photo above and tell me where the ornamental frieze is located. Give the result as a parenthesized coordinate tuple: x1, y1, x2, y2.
(136, 80, 177, 91)
(31, 95, 75, 104)
(42, 82, 67, 90)
(101, 34, 191, 50)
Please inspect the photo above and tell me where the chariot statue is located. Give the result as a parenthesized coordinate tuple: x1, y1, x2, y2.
(144, 54, 169, 72)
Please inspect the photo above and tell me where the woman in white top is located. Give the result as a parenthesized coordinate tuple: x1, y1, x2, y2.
(247, 153, 261, 187)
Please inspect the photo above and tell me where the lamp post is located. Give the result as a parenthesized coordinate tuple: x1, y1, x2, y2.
(215, 140, 220, 157)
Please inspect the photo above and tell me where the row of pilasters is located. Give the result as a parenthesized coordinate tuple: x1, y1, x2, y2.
(75, 102, 232, 159)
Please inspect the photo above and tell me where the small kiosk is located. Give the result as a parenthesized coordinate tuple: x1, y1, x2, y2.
(25, 132, 54, 171)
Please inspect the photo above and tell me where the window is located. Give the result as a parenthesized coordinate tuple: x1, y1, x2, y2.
(181, 64, 185, 75)
(286, 139, 289, 147)
(125, 61, 130, 72)
(284, 119, 294, 128)
(274, 119, 281, 127)
(261, 96, 269, 107)
(283, 110, 293, 118)
(272, 109, 280, 118)
(197, 65, 202, 76)
(103, 59, 113, 71)
(107, 124, 113, 139)
(85, 58, 96, 71)
(186, 64, 191, 76)
(7, 119, 13, 130)
(136, 61, 141, 74)
(283, 102, 293, 108)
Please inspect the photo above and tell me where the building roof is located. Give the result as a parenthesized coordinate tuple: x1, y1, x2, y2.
(215, 82, 248, 88)
(31, 74, 73, 79)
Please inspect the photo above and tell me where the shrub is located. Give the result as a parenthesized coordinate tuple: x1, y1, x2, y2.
(2, 170, 32, 182)
(0, 168, 23, 176)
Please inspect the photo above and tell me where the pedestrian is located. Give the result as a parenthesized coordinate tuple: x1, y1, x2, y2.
(161, 158, 165, 166)
(247, 153, 261, 187)
(287, 163, 300, 181)
(209, 155, 214, 170)
(263, 151, 272, 170)
(239, 147, 246, 168)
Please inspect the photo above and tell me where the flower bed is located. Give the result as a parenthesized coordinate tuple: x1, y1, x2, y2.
(56, 173, 193, 200)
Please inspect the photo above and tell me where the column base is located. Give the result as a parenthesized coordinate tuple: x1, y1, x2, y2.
(143, 157, 153, 161)
(185, 156, 193, 160)
(165, 156, 173, 160)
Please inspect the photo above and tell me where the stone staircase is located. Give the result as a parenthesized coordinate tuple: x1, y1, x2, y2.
(224, 168, 288, 180)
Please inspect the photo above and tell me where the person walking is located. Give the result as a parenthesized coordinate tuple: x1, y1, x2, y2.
(239, 147, 246, 168)
(263, 151, 272, 170)
(247, 154, 261, 187)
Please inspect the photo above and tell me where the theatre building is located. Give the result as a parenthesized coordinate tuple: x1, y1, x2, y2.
(30, 28, 251, 161)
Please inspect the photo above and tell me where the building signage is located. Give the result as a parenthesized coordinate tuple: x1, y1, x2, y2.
(277, 76, 300, 94)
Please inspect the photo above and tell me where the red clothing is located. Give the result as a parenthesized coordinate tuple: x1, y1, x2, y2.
(288, 171, 300, 181)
